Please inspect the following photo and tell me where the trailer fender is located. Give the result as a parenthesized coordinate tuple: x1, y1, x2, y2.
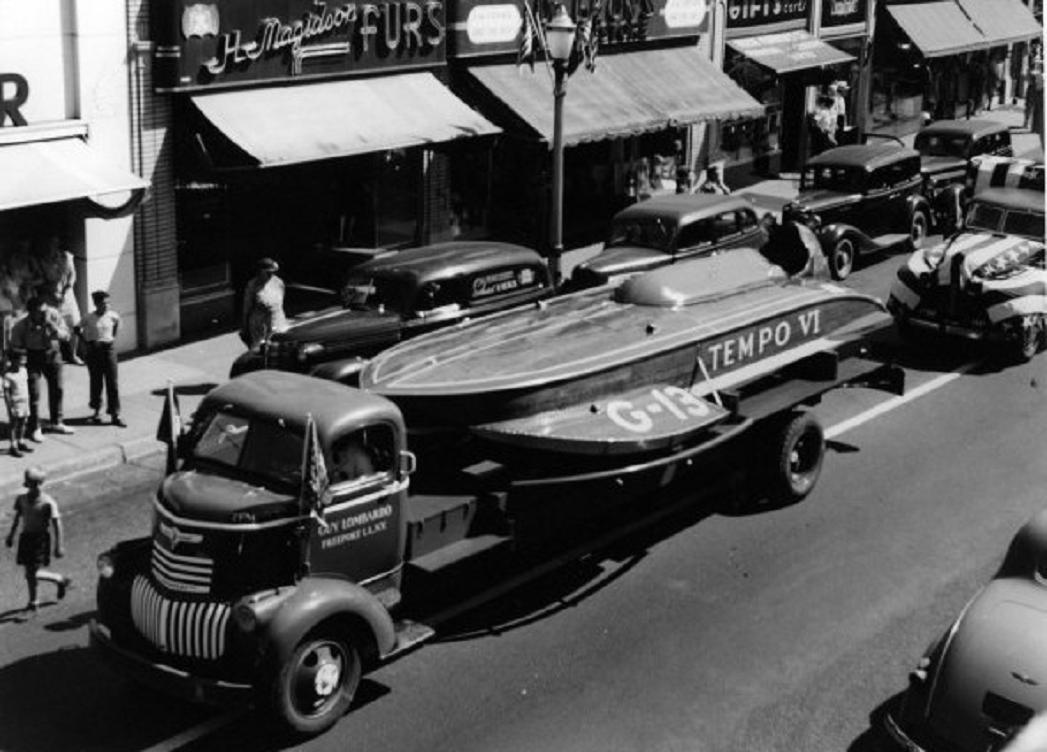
(262, 576, 397, 671)
(309, 357, 368, 386)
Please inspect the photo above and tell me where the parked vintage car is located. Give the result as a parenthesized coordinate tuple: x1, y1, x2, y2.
(229, 241, 552, 380)
(781, 144, 932, 280)
(915, 119, 1014, 233)
(888, 179, 1046, 361)
(886, 507, 1047, 751)
(567, 193, 771, 289)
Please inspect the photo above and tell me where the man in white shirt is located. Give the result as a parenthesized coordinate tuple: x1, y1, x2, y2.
(81, 290, 124, 427)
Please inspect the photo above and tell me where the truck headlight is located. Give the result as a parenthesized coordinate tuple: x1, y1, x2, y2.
(97, 553, 115, 579)
(233, 603, 258, 633)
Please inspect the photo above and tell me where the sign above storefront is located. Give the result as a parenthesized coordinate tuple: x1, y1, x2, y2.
(151, 0, 447, 92)
(452, 0, 708, 58)
(725, 0, 808, 30)
(821, 0, 865, 28)
(0, 73, 29, 127)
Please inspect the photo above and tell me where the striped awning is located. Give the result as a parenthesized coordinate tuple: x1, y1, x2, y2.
(191, 73, 500, 168)
(727, 31, 855, 74)
(467, 48, 765, 147)
(886, 2, 991, 57)
(956, 0, 1043, 46)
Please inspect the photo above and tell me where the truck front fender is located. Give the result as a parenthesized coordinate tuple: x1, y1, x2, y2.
(309, 357, 368, 386)
(262, 576, 397, 669)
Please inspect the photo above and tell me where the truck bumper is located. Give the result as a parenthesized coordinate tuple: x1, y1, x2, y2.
(89, 620, 254, 707)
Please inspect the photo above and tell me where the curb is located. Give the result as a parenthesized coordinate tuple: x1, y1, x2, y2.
(0, 436, 165, 501)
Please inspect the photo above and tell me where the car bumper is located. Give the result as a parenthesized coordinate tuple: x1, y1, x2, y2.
(89, 620, 254, 706)
(904, 313, 1000, 342)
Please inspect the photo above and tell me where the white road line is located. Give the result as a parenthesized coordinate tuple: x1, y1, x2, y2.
(139, 711, 245, 752)
(825, 361, 979, 439)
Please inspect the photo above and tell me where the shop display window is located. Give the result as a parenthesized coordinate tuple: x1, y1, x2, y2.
(375, 148, 421, 249)
(721, 49, 782, 164)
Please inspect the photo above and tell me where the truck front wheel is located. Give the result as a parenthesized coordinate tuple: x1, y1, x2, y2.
(768, 412, 825, 504)
(271, 630, 361, 736)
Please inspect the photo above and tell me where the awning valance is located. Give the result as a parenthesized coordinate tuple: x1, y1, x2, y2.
(0, 138, 149, 214)
(727, 31, 855, 74)
(466, 48, 765, 147)
(957, 0, 1042, 46)
(886, 2, 990, 57)
(190, 73, 501, 168)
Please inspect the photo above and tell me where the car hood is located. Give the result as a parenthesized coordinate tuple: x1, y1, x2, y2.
(160, 469, 299, 524)
(573, 245, 671, 281)
(928, 578, 1047, 748)
(785, 190, 859, 214)
(271, 306, 403, 346)
(921, 156, 968, 176)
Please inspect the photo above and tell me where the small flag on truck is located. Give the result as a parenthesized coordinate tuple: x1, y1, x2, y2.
(300, 414, 332, 529)
(156, 381, 182, 474)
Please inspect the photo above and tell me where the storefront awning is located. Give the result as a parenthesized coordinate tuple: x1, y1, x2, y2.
(956, 0, 1042, 46)
(466, 48, 765, 147)
(726, 31, 855, 74)
(886, 2, 991, 58)
(0, 137, 149, 213)
(190, 73, 501, 168)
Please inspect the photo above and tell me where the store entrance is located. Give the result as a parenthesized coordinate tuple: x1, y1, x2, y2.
(780, 76, 808, 172)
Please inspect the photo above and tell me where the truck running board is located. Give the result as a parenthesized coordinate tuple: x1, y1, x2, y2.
(386, 619, 437, 660)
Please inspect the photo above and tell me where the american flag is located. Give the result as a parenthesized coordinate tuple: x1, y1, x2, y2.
(155, 381, 182, 474)
(517, 1, 538, 72)
(300, 414, 332, 527)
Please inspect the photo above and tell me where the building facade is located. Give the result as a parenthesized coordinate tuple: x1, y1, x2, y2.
(0, 1, 148, 352)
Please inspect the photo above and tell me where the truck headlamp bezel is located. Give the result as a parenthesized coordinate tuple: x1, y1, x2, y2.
(97, 553, 115, 579)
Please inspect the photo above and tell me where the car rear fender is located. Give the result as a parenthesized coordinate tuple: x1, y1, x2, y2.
(817, 223, 874, 253)
(310, 357, 368, 386)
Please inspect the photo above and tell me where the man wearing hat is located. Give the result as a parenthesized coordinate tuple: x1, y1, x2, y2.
(81, 289, 124, 427)
(5, 466, 72, 611)
(240, 257, 288, 350)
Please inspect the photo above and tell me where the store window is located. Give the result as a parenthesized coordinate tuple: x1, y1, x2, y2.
(375, 149, 421, 249)
(722, 49, 782, 163)
(448, 148, 493, 240)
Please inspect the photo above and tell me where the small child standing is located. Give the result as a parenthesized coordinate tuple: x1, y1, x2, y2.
(3, 349, 31, 457)
(5, 466, 71, 611)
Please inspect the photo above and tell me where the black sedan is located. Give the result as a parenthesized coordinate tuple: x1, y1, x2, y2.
(230, 241, 552, 382)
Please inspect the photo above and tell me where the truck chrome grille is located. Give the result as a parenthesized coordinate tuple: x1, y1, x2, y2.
(151, 540, 214, 594)
(130, 575, 231, 660)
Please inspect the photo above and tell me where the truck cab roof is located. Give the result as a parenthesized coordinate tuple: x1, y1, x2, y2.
(202, 371, 404, 444)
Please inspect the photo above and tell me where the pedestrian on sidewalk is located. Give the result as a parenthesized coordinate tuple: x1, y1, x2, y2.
(9, 297, 74, 442)
(240, 257, 288, 350)
(5, 466, 72, 612)
(81, 290, 124, 427)
(39, 238, 83, 366)
(3, 349, 32, 457)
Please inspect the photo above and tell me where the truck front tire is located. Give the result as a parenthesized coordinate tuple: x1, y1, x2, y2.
(768, 412, 825, 504)
(270, 630, 361, 737)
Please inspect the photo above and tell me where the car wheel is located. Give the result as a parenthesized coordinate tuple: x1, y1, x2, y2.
(767, 411, 825, 504)
(829, 238, 855, 280)
(270, 630, 361, 737)
(1014, 317, 1045, 363)
(910, 209, 929, 249)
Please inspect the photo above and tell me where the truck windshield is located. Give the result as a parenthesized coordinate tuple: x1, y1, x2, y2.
(914, 134, 968, 158)
(1002, 210, 1046, 240)
(340, 275, 411, 313)
(607, 218, 673, 252)
(965, 202, 1005, 234)
(801, 166, 864, 192)
(190, 411, 304, 487)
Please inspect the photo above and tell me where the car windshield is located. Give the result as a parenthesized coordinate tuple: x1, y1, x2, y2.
(802, 165, 865, 192)
(1002, 210, 1046, 240)
(608, 217, 673, 252)
(965, 202, 1005, 233)
(190, 410, 304, 487)
(340, 275, 411, 313)
(915, 134, 969, 158)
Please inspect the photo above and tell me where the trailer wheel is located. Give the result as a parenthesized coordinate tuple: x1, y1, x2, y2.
(828, 238, 855, 280)
(271, 629, 361, 737)
(768, 412, 825, 503)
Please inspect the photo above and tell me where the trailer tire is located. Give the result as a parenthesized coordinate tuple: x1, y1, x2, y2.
(270, 628, 361, 737)
(768, 412, 825, 504)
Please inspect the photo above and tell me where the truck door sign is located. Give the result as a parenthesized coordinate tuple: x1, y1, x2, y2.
(703, 308, 822, 373)
(319, 502, 394, 550)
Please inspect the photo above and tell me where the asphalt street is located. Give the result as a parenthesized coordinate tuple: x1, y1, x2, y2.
(0, 245, 1043, 752)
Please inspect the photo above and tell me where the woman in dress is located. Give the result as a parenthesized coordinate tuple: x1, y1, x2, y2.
(240, 257, 288, 350)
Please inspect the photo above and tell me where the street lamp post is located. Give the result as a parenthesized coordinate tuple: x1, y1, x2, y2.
(545, 4, 575, 285)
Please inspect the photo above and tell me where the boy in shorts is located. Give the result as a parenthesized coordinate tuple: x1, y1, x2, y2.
(5, 466, 71, 611)
(3, 349, 31, 456)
